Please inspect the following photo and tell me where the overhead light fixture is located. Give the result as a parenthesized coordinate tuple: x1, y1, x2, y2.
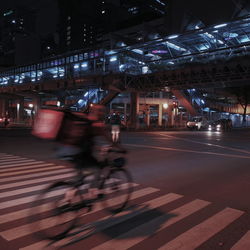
(168, 34, 179, 39)
(214, 23, 227, 28)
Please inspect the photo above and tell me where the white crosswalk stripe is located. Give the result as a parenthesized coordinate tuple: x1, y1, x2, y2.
(0, 153, 248, 250)
(0, 172, 74, 190)
(0, 168, 72, 183)
(158, 208, 244, 250)
(91, 199, 210, 250)
(0, 163, 54, 173)
(231, 231, 250, 250)
(0, 159, 35, 165)
(0, 164, 65, 177)
(0, 156, 29, 162)
(20, 193, 183, 250)
(0, 187, 157, 241)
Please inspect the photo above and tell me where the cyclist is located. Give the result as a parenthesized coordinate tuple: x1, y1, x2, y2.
(60, 104, 120, 202)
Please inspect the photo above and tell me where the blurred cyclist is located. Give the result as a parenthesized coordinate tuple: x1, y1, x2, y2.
(60, 104, 120, 202)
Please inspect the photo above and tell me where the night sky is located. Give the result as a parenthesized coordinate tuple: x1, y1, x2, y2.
(0, 0, 249, 36)
(0, 0, 58, 36)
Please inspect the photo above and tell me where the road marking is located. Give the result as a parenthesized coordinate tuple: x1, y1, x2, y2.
(231, 231, 250, 250)
(0, 182, 139, 224)
(0, 172, 74, 190)
(0, 167, 70, 183)
(125, 144, 250, 159)
(20, 193, 182, 250)
(0, 187, 156, 241)
(0, 159, 39, 167)
(0, 163, 53, 173)
(0, 161, 45, 169)
(158, 133, 250, 155)
(0, 164, 62, 177)
(158, 207, 244, 250)
(0, 157, 28, 162)
(91, 199, 210, 250)
(0, 183, 50, 199)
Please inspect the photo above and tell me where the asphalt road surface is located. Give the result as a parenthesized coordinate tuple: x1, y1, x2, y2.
(0, 128, 250, 250)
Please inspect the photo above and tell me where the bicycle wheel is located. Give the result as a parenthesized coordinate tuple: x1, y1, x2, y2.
(29, 181, 83, 241)
(100, 168, 133, 214)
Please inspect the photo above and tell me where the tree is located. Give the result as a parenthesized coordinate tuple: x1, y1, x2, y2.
(228, 86, 250, 125)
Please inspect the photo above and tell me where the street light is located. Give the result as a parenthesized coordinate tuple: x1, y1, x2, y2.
(163, 103, 168, 109)
(163, 103, 169, 129)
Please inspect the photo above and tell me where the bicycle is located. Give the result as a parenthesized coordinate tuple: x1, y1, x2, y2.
(28, 147, 133, 241)
(29, 149, 133, 240)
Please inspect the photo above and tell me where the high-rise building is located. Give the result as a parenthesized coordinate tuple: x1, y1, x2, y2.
(57, 0, 168, 52)
(0, 7, 37, 66)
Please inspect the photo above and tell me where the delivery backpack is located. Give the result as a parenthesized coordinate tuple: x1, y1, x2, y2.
(32, 109, 92, 146)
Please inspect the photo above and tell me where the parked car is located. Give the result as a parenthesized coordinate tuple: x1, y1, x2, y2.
(187, 116, 208, 130)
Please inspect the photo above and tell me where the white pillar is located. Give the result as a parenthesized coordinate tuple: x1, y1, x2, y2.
(158, 104, 162, 126)
(146, 105, 150, 127)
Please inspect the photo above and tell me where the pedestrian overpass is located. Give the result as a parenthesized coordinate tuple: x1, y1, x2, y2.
(0, 16, 250, 126)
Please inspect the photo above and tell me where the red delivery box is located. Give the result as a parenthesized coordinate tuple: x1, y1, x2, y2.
(32, 109, 65, 139)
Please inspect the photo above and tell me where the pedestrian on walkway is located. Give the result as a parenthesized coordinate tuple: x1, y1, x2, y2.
(110, 111, 121, 143)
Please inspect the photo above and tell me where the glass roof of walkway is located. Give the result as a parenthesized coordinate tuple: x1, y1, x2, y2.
(1, 16, 250, 86)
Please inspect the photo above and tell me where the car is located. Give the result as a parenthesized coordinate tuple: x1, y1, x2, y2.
(0, 117, 10, 127)
(207, 121, 222, 132)
(186, 116, 208, 130)
(208, 119, 233, 132)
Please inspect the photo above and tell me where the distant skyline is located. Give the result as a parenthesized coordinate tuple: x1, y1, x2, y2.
(0, 0, 58, 37)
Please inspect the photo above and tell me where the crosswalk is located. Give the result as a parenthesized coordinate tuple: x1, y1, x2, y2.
(0, 152, 249, 249)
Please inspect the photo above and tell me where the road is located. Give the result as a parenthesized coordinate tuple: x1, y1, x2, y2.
(0, 128, 249, 249)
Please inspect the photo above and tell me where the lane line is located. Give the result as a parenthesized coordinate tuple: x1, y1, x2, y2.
(20, 192, 181, 250)
(158, 133, 250, 155)
(0, 163, 53, 173)
(91, 199, 210, 250)
(231, 231, 250, 250)
(0, 168, 72, 184)
(0, 187, 156, 241)
(125, 144, 250, 159)
(0, 165, 65, 178)
(0, 183, 139, 224)
(158, 207, 244, 250)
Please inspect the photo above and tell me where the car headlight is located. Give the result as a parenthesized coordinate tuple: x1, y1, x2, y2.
(216, 124, 221, 128)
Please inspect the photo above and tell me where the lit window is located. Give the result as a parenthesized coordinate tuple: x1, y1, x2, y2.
(67, 26, 71, 30)
(67, 16, 71, 20)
